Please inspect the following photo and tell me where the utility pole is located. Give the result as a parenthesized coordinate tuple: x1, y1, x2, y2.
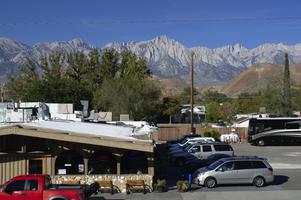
(190, 51, 195, 134)
(0, 85, 4, 103)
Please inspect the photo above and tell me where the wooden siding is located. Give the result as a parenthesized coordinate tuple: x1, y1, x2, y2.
(0, 156, 26, 184)
(0, 155, 54, 185)
(156, 125, 248, 142)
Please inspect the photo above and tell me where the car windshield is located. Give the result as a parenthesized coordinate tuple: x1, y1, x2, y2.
(207, 160, 224, 170)
(184, 144, 194, 151)
(181, 142, 191, 149)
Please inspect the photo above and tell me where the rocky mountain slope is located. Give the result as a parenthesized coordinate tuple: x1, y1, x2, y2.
(1, 36, 301, 86)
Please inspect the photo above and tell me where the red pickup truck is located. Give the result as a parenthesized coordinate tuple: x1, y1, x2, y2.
(0, 174, 99, 200)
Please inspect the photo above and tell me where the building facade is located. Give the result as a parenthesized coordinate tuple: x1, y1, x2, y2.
(0, 121, 154, 192)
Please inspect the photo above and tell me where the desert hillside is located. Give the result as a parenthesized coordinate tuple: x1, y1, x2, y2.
(221, 63, 301, 96)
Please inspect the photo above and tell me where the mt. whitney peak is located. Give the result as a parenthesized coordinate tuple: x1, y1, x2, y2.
(1, 35, 301, 85)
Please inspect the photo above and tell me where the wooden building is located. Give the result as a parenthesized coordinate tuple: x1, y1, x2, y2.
(0, 121, 154, 186)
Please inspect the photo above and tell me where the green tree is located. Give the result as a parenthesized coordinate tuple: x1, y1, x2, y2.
(219, 101, 238, 123)
(203, 89, 229, 103)
(5, 59, 42, 101)
(120, 51, 151, 79)
(87, 48, 102, 90)
(206, 102, 221, 122)
(179, 86, 198, 104)
(162, 96, 182, 123)
(94, 78, 161, 121)
(66, 51, 88, 83)
(100, 48, 120, 80)
(283, 53, 292, 116)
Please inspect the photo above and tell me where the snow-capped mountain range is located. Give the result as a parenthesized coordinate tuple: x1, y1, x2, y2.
(1, 35, 301, 86)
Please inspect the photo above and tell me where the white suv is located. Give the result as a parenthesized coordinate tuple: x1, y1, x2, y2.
(187, 143, 234, 159)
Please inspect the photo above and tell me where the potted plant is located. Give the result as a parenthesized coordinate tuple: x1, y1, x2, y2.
(176, 180, 189, 192)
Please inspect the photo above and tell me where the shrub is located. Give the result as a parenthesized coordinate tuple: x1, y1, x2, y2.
(211, 130, 221, 139)
(203, 130, 221, 140)
(203, 131, 212, 137)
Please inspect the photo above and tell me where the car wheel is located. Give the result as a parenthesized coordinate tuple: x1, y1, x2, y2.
(205, 177, 217, 188)
(253, 176, 265, 187)
(258, 140, 265, 146)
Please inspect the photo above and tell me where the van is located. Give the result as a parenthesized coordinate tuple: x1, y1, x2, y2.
(192, 156, 274, 188)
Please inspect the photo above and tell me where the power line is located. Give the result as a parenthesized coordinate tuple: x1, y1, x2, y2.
(1, 16, 301, 27)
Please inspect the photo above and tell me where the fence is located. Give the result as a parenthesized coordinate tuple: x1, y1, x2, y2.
(156, 124, 248, 142)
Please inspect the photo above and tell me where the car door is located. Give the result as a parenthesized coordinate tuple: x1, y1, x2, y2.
(201, 145, 213, 159)
(233, 161, 254, 183)
(3, 179, 29, 200)
(215, 161, 236, 184)
(22, 179, 42, 200)
(190, 145, 201, 159)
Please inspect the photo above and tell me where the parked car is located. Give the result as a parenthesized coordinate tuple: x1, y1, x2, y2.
(188, 143, 234, 160)
(0, 174, 99, 200)
(192, 156, 274, 188)
(169, 137, 215, 150)
(170, 142, 234, 166)
(182, 154, 232, 174)
(166, 134, 202, 148)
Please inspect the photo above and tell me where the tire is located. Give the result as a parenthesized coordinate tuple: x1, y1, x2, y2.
(253, 176, 265, 187)
(205, 177, 217, 188)
(258, 140, 265, 146)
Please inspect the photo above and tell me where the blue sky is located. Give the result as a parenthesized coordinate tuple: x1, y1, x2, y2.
(1, 0, 301, 48)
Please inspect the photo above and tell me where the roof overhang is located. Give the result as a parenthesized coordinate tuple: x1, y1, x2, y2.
(0, 125, 153, 153)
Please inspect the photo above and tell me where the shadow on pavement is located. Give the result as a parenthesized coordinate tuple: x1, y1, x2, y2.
(89, 197, 124, 200)
(273, 175, 289, 185)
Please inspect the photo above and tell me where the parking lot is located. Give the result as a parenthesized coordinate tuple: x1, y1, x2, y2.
(90, 143, 301, 200)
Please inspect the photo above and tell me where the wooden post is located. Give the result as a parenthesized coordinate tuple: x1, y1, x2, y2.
(190, 51, 195, 134)
(84, 158, 88, 175)
(116, 155, 121, 175)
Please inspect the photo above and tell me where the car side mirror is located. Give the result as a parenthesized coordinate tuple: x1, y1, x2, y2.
(217, 167, 224, 172)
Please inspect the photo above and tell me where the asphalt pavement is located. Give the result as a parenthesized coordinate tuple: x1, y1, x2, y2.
(90, 143, 301, 200)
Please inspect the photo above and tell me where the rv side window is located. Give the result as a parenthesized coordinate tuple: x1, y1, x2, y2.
(255, 123, 264, 133)
(285, 123, 300, 129)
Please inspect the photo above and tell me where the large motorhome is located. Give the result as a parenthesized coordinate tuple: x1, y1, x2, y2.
(248, 117, 301, 146)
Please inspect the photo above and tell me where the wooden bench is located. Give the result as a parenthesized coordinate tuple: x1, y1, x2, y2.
(62, 180, 80, 184)
(97, 180, 114, 194)
(126, 180, 146, 194)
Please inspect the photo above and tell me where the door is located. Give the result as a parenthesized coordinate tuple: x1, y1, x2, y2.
(190, 146, 201, 159)
(233, 161, 254, 183)
(28, 159, 43, 174)
(3, 179, 28, 200)
(215, 161, 236, 184)
(201, 145, 213, 159)
(21, 179, 42, 200)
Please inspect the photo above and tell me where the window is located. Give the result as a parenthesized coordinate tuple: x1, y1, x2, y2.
(190, 146, 200, 153)
(29, 160, 43, 174)
(202, 145, 212, 152)
(219, 161, 234, 171)
(234, 161, 252, 170)
(252, 161, 267, 169)
(121, 150, 148, 174)
(4, 180, 26, 194)
(45, 177, 51, 189)
(214, 145, 233, 151)
(55, 150, 84, 175)
(28, 180, 38, 191)
(88, 150, 117, 174)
